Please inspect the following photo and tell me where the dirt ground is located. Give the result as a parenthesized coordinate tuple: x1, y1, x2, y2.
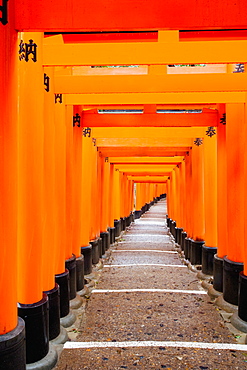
(55, 201, 247, 370)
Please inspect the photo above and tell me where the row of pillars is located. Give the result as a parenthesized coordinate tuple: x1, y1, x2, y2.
(166, 102, 247, 334)
(0, 30, 166, 369)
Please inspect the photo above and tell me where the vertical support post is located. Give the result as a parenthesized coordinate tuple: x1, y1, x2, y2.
(0, 4, 26, 368)
(17, 32, 53, 365)
(213, 105, 227, 292)
(223, 103, 244, 306)
(190, 142, 205, 265)
(202, 133, 218, 275)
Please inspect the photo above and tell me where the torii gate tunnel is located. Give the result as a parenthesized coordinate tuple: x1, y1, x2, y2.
(1, 0, 247, 368)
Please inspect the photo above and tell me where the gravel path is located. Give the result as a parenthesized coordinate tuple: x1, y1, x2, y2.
(55, 200, 247, 369)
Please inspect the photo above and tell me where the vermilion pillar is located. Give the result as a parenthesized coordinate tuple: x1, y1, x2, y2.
(90, 138, 99, 241)
(112, 168, 122, 237)
(0, 4, 26, 368)
(99, 157, 111, 253)
(109, 163, 115, 228)
(191, 143, 205, 241)
(135, 182, 143, 219)
(100, 158, 110, 232)
(81, 135, 93, 247)
(54, 96, 66, 275)
(17, 32, 44, 305)
(231, 98, 247, 329)
(72, 106, 83, 258)
(17, 32, 52, 364)
(65, 105, 74, 260)
(184, 152, 192, 239)
(166, 178, 171, 218)
(202, 133, 218, 275)
(213, 107, 227, 292)
(190, 141, 205, 265)
(80, 134, 94, 274)
(0, 14, 18, 336)
(42, 66, 56, 292)
(222, 103, 244, 306)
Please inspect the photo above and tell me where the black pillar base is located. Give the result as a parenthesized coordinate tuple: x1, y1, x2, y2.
(181, 231, 187, 251)
(108, 227, 115, 245)
(98, 237, 102, 258)
(134, 210, 142, 219)
(105, 231, 110, 250)
(44, 284, 60, 341)
(0, 317, 26, 370)
(202, 245, 217, 275)
(213, 254, 224, 292)
(166, 217, 171, 228)
(238, 272, 247, 322)
(65, 254, 76, 300)
(126, 214, 131, 227)
(190, 240, 204, 265)
(18, 294, 49, 364)
(131, 212, 135, 223)
(114, 219, 121, 237)
(55, 269, 70, 318)
(120, 217, 126, 231)
(90, 239, 99, 265)
(174, 227, 178, 243)
(223, 256, 243, 306)
(81, 245, 92, 275)
(76, 255, 84, 291)
(184, 238, 191, 260)
(171, 221, 176, 238)
(176, 228, 183, 246)
(100, 232, 109, 255)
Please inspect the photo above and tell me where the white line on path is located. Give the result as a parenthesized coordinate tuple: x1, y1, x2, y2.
(122, 235, 169, 238)
(118, 241, 170, 244)
(92, 288, 206, 294)
(104, 264, 186, 268)
(112, 250, 177, 254)
(64, 340, 247, 351)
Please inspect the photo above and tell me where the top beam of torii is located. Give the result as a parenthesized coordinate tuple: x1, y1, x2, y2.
(15, 0, 247, 32)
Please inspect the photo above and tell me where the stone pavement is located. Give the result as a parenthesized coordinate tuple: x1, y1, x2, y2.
(55, 200, 247, 370)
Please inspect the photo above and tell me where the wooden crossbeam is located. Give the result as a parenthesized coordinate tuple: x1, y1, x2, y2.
(98, 147, 190, 157)
(65, 92, 245, 105)
(44, 40, 247, 66)
(96, 138, 192, 147)
(55, 74, 247, 94)
(127, 176, 169, 183)
(108, 156, 184, 164)
(84, 112, 216, 127)
(15, 0, 247, 32)
(92, 127, 207, 138)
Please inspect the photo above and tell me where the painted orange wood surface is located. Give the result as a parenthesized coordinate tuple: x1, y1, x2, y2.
(44, 40, 247, 66)
(81, 137, 93, 247)
(204, 134, 218, 248)
(42, 66, 56, 292)
(191, 144, 205, 241)
(226, 104, 245, 262)
(17, 32, 44, 304)
(15, 0, 247, 31)
(216, 110, 227, 259)
(72, 106, 83, 257)
(65, 106, 74, 260)
(0, 2, 19, 334)
(54, 94, 67, 274)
